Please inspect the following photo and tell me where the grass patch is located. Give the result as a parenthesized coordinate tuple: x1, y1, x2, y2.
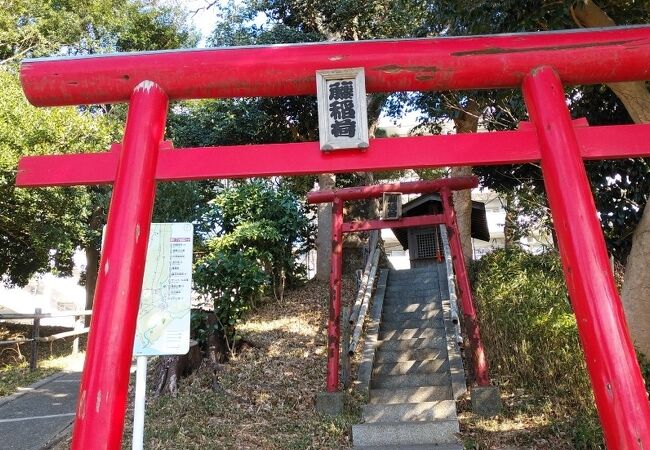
(0, 323, 86, 397)
(462, 248, 605, 448)
(116, 278, 360, 449)
(457, 388, 603, 449)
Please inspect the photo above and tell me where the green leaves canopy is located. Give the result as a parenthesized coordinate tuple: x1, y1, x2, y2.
(0, 68, 115, 284)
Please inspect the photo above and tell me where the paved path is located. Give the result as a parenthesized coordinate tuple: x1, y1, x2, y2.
(0, 371, 80, 450)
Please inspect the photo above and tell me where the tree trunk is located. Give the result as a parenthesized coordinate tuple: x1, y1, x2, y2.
(315, 173, 336, 281)
(572, 0, 650, 356)
(84, 245, 99, 327)
(620, 211, 650, 356)
(503, 193, 517, 249)
(152, 340, 202, 397)
(571, 1, 650, 123)
(452, 100, 480, 263)
(362, 93, 388, 220)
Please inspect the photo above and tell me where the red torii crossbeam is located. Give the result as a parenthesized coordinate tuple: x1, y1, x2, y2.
(307, 177, 492, 392)
(15, 25, 650, 450)
(16, 123, 650, 186)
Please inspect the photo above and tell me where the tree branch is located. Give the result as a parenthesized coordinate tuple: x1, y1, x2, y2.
(571, 0, 650, 124)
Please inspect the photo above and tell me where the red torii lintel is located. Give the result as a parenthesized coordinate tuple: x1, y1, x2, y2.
(342, 214, 445, 233)
(15, 122, 650, 187)
(15, 25, 650, 449)
(306, 177, 493, 390)
(311, 176, 478, 203)
(19, 26, 650, 106)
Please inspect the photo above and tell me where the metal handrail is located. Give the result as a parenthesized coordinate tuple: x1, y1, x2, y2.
(439, 225, 463, 346)
(349, 230, 379, 326)
(348, 249, 380, 355)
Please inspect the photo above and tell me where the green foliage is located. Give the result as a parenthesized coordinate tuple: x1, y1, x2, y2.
(0, 1, 199, 287)
(471, 248, 594, 408)
(194, 251, 267, 346)
(113, 2, 198, 52)
(380, 1, 650, 262)
(639, 351, 650, 391)
(471, 248, 619, 447)
(192, 180, 312, 343)
(211, 180, 312, 289)
(0, 0, 197, 62)
(572, 411, 604, 450)
(0, 68, 116, 284)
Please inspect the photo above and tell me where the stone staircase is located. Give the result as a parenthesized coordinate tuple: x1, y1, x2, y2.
(353, 265, 466, 449)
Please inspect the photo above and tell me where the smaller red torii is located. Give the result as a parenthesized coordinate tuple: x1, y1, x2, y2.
(307, 176, 490, 392)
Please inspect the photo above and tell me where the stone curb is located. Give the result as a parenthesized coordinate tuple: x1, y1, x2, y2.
(357, 269, 388, 395)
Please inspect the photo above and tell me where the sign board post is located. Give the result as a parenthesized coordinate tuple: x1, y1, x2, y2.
(131, 223, 193, 450)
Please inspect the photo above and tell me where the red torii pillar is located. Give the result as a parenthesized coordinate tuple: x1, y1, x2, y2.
(307, 177, 490, 391)
(74, 81, 167, 448)
(524, 67, 650, 447)
(14, 25, 650, 449)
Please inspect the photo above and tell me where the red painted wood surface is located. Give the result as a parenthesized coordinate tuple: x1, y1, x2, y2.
(342, 214, 446, 233)
(440, 188, 491, 387)
(309, 178, 477, 204)
(16, 123, 650, 187)
(327, 198, 344, 392)
(14, 23, 650, 447)
(20, 26, 650, 106)
(70, 81, 168, 448)
(523, 66, 650, 449)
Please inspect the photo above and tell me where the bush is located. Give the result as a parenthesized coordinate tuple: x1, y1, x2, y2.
(211, 180, 312, 299)
(192, 180, 312, 352)
(471, 248, 594, 408)
(194, 251, 267, 349)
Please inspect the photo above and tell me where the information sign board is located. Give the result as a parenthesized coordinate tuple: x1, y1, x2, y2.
(133, 223, 193, 356)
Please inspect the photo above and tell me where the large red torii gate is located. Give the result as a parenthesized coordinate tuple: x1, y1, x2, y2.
(15, 25, 650, 449)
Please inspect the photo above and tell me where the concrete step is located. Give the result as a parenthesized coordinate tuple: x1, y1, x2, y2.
(383, 301, 443, 310)
(388, 274, 438, 280)
(387, 278, 440, 286)
(384, 295, 440, 303)
(390, 267, 441, 275)
(380, 318, 444, 331)
(379, 327, 445, 341)
(384, 294, 441, 303)
(386, 284, 440, 292)
(362, 399, 457, 422)
(375, 348, 446, 364)
(352, 420, 459, 447)
(382, 303, 443, 315)
(390, 267, 436, 273)
(386, 275, 436, 288)
(373, 359, 449, 377)
(376, 337, 447, 352)
(382, 309, 443, 322)
(356, 444, 463, 450)
(371, 372, 451, 389)
(385, 287, 439, 295)
(369, 386, 453, 404)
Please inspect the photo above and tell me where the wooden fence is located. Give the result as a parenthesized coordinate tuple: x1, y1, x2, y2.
(0, 309, 92, 370)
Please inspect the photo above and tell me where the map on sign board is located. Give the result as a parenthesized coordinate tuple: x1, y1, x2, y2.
(133, 223, 193, 356)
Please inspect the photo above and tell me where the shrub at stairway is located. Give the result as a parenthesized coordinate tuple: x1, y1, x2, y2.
(194, 181, 312, 353)
(470, 249, 592, 406)
(470, 248, 610, 446)
(154, 182, 312, 395)
(194, 251, 267, 353)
